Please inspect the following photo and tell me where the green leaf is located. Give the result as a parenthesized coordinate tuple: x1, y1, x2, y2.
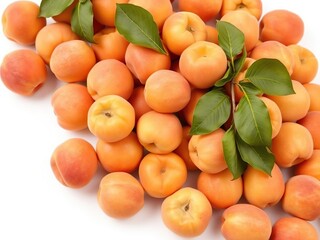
(245, 58, 295, 95)
(115, 3, 166, 54)
(216, 21, 245, 60)
(234, 94, 272, 146)
(239, 81, 263, 96)
(236, 134, 274, 176)
(71, 0, 94, 43)
(215, 63, 234, 87)
(39, 0, 74, 17)
(222, 126, 247, 179)
(234, 48, 247, 76)
(190, 88, 231, 135)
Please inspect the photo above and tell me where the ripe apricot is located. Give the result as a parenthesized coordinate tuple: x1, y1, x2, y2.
(87, 59, 134, 100)
(220, 10, 259, 52)
(50, 40, 96, 83)
(136, 111, 183, 154)
(51, 83, 94, 131)
(260, 9, 304, 45)
(221, 203, 272, 240)
(250, 40, 295, 75)
(92, 0, 129, 27)
(92, 28, 129, 62)
(297, 111, 320, 149)
(87, 95, 135, 143)
(144, 70, 191, 113)
(162, 11, 207, 56)
(271, 217, 319, 240)
(197, 169, 243, 209)
(96, 132, 143, 173)
(189, 128, 228, 174)
(181, 88, 206, 125)
(271, 122, 313, 168)
(128, 0, 173, 29)
(295, 149, 320, 180)
(50, 138, 98, 188)
(128, 86, 152, 122)
(161, 187, 212, 238)
(220, 0, 263, 20)
(282, 175, 320, 221)
(35, 22, 80, 64)
(174, 125, 198, 171)
(179, 41, 228, 89)
(124, 43, 171, 85)
(288, 44, 318, 84)
(2, 1, 46, 45)
(267, 80, 310, 122)
(243, 164, 285, 208)
(178, 0, 223, 22)
(304, 83, 320, 111)
(0, 49, 47, 96)
(97, 172, 144, 218)
(138, 152, 187, 198)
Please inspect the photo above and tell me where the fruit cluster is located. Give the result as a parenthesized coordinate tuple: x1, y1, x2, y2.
(1, 0, 319, 239)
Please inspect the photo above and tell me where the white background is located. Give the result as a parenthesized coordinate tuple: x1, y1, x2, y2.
(0, 0, 319, 239)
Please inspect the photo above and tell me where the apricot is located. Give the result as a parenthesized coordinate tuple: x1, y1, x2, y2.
(136, 111, 183, 154)
(174, 126, 198, 171)
(138, 152, 187, 198)
(181, 88, 206, 125)
(161, 187, 212, 238)
(162, 11, 207, 56)
(50, 40, 96, 83)
(260, 9, 304, 45)
(220, 10, 259, 52)
(51, 83, 94, 131)
(179, 41, 228, 89)
(128, 0, 173, 29)
(295, 149, 320, 180)
(220, 0, 263, 20)
(271, 122, 313, 168)
(221, 203, 272, 240)
(92, 0, 129, 27)
(2, 1, 46, 45)
(197, 169, 243, 209)
(96, 132, 143, 173)
(124, 43, 171, 85)
(288, 44, 318, 84)
(35, 22, 80, 64)
(50, 138, 98, 188)
(128, 86, 152, 122)
(178, 0, 223, 22)
(97, 172, 144, 218)
(270, 217, 319, 240)
(297, 111, 320, 149)
(250, 40, 295, 75)
(304, 83, 320, 111)
(243, 164, 285, 208)
(260, 97, 282, 138)
(87, 59, 134, 100)
(0, 49, 47, 96)
(92, 28, 129, 62)
(144, 70, 191, 113)
(282, 175, 320, 221)
(87, 95, 135, 143)
(266, 80, 310, 122)
(188, 128, 228, 174)
(205, 25, 218, 44)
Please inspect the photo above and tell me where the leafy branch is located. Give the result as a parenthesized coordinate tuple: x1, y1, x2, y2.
(190, 21, 294, 178)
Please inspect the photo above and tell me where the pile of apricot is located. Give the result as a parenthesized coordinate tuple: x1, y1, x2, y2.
(1, 0, 319, 239)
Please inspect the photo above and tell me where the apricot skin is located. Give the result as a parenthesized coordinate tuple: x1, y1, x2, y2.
(0, 49, 47, 96)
